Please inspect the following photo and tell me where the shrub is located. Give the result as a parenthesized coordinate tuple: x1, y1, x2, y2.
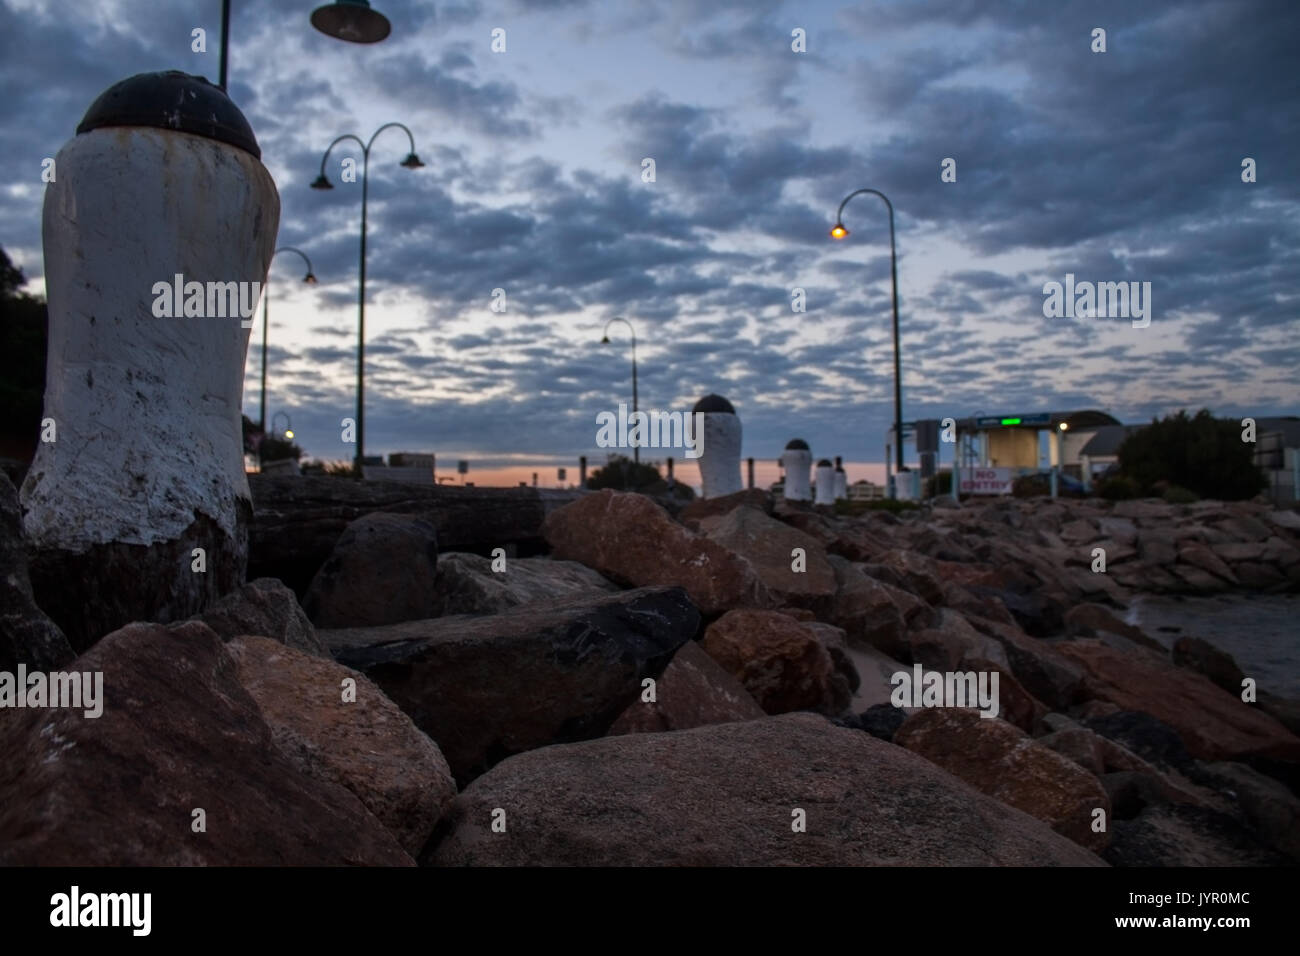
(1117, 409, 1265, 501)
(1162, 483, 1199, 504)
(1097, 475, 1140, 500)
(587, 453, 664, 492)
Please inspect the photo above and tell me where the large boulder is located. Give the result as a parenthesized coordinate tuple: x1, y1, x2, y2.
(541, 490, 772, 615)
(430, 552, 618, 616)
(895, 708, 1111, 853)
(825, 555, 931, 660)
(606, 640, 764, 734)
(302, 512, 439, 628)
(1057, 639, 1300, 762)
(859, 549, 946, 605)
(1104, 804, 1292, 866)
(700, 609, 841, 717)
(0, 472, 73, 671)
(962, 614, 1085, 711)
(678, 488, 771, 530)
(193, 576, 326, 657)
(0, 621, 411, 865)
(427, 713, 1104, 866)
(703, 506, 836, 608)
(227, 635, 456, 856)
(324, 587, 698, 784)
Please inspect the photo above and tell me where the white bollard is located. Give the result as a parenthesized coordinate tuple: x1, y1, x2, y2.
(834, 458, 848, 500)
(694, 394, 742, 499)
(780, 439, 813, 502)
(814, 459, 836, 506)
(20, 72, 279, 649)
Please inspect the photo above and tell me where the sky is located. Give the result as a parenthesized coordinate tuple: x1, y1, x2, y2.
(1, 0, 1296, 488)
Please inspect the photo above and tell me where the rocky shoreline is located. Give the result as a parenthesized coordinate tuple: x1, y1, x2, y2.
(2, 474, 1298, 866)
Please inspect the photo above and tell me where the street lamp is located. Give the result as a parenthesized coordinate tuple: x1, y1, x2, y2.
(312, 123, 424, 469)
(216, 0, 393, 92)
(271, 411, 293, 440)
(259, 246, 317, 433)
(831, 187, 905, 499)
(311, 1, 392, 43)
(601, 316, 639, 464)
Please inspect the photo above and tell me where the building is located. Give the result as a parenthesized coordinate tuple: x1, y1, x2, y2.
(362, 451, 436, 484)
(1254, 417, 1300, 504)
(848, 479, 886, 501)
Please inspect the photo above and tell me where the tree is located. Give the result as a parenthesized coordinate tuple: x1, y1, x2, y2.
(0, 248, 48, 457)
(587, 453, 663, 491)
(1117, 409, 1265, 501)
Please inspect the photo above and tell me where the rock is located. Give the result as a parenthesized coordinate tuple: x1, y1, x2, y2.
(1039, 727, 1204, 809)
(1103, 804, 1291, 866)
(1097, 516, 1139, 546)
(840, 703, 908, 742)
(1211, 541, 1267, 563)
(702, 506, 836, 608)
(249, 475, 582, 595)
(227, 635, 456, 856)
(1176, 544, 1238, 584)
(894, 709, 1111, 853)
(541, 490, 772, 615)
(427, 712, 1104, 866)
(1083, 710, 1197, 773)
(860, 549, 946, 605)
(1195, 761, 1300, 861)
(1137, 530, 1178, 566)
(431, 552, 618, 616)
(1063, 602, 1165, 653)
(678, 488, 771, 530)
(1211, 513, 1274, 542)
(1058, 640, 1300, 762)
(193, 576, 327, 657)
(1111, 499, 1176, 521)
(302, 512, 439, 628)
(805, 621, 859, 714)
(1261, 535, 1300, 569)
(0, 472, 74, 672)
(0, 621, 412, 865)
(1231, 561, 1288, 591)
(700, 610, 840, 717)
(607, 640, 764, 734)
(1171, 635, 1244, 695)
(826, 555, 931, 659)
(1259, 692, 1300, 738)
(963, 615, 1085, 710)
(1265, 510, 1300, 533)
(1059, 518, 1100, 546)
(325, 587, 698, 785)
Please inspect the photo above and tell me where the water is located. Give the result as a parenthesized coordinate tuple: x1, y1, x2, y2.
(1124, 594, 1300, 699)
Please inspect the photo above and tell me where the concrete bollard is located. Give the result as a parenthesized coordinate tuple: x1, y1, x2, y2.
(834, 456, 848, 500)
(815, 459, 836, 505)
(694, 394, 742, 499)
(780, 439, 812, 501)
(20, 72, 279, 650)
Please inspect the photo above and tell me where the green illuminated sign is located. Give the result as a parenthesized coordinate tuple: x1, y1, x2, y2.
(1000, 418, 1021, 425)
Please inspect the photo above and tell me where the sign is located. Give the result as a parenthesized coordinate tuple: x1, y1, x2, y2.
(975, 414, 1051, 428)
(557, 467, 567, 481)
(959, 467, 1013, 495)
(457, 460, 468, 475)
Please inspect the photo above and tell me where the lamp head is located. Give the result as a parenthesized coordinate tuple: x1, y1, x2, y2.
(310, 1, 392, 44)
(600, 335, 611, 345)
(830, 223, 849, 240)
(400, 152, 425, 169)
(304, 272, 318, 285)
(284, 429, 295, 440)
(310, 174, 333, 190)
(1059, 422, 1069, 431)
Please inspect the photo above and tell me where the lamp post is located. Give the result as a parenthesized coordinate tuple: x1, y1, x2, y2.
(217, 1, 391, 94)
(271, 411, 293, 440)
(259, 246, 316, 433)
(600, 316, 639, 464)
(831, 188, 904, 499)
(311, 124, 424, 469)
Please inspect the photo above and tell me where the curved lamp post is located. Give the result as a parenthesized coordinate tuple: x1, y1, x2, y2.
(600, 316, 639, 464)
(311, 123, 424, 468)
(831, 187, 904, 499)
(271, 411, 293, 440)
(259, 246, 316, 432)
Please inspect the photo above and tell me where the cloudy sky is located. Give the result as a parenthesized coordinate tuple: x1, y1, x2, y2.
(1, 0, 1296, 486)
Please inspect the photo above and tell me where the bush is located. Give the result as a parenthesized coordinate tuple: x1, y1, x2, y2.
(834, 497, 919, 517)
(587, 453, 664, 492)
(1117, 409, 1265, 501)
(1097, 475, 1140, 500)
(1162, 483, 1199, 504)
